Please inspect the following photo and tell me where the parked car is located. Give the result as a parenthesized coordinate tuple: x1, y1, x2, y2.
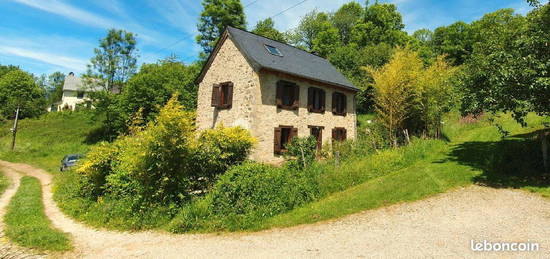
(60, 154, 83, 171)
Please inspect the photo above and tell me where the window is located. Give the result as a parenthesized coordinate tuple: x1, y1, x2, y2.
(276, 80, 299, 110)
(309, 125, 324, 150)
(211, 82, 233, 109)
(308, 87, 326, 113)
(77, 91, 85, 99)
(265, 44, 283, 56)
(274, 126, 298, 154)
(332, 92, 347, 116)
(332, 127, 347, 142)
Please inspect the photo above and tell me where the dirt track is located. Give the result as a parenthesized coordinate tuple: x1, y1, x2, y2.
(0, 160, 549, 258)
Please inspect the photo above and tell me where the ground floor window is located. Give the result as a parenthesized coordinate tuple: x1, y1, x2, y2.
(309, 125, 324, 150)
(274, 125, 298, 154)
(332, 127, 347, 142)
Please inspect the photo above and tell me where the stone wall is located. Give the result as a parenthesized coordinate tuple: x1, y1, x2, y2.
(250, 72, 357, 163)
(196, 37, 259, 131)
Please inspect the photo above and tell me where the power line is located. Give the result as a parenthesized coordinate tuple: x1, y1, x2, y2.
(244, 0, 261, 7)
(269, 0, 309, 19)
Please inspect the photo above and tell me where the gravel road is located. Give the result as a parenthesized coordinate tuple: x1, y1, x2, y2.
(0, 160, 548, 259)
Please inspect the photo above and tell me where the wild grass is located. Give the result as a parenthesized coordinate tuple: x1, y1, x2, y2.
(0, 111, 101, 173)
(4, 176, 71, 251)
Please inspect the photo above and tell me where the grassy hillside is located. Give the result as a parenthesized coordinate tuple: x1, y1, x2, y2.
(0, 112, 100, 173)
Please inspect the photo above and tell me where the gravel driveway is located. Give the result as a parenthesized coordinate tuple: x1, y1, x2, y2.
(0, 160, 548, 258)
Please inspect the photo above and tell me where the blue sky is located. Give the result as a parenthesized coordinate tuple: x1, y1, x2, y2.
(0, 0, 533, 76)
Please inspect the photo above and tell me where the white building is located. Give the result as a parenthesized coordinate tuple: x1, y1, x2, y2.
(50, 72, 97, 111)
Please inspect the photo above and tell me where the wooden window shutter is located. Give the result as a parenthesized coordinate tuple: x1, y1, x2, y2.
(332, 128, 337, 141)
(274, 127, 282, 154)
(342, 94, 347, 116)
(292, 84, 300, 110)
(291, 127, 298, 140)
(226, 82, 234, 108)
(332, 92, 337, 113)
(307, 87, 314, 112)
(276, 81, 283, 108)
(318, 128, 323, 150)
(211, 84, 220, 107)
(320, 89, 326, 112)
(342, 128, 347, 141)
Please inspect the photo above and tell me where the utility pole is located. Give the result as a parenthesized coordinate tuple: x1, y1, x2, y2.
(11, 104, 20, 151)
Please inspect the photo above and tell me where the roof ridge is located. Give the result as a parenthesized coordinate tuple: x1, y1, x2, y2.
(226, 26, 326, 60)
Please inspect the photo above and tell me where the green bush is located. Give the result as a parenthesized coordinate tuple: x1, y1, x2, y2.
(169, 162, 319, 231)
(283, 136, 317, 169)
(74, 95, 255, 225)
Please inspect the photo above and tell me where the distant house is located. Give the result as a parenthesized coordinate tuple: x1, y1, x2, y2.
(48, 72, 93, 111)
(196, 27, 358, 163)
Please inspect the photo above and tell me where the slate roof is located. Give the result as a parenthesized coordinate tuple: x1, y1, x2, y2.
(198, 27, 358, 91)
(63, 74, 103, 92)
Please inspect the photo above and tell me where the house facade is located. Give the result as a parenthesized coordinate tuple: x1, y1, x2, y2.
(50, 72, 93, 111)
(196, 27, 358, 163)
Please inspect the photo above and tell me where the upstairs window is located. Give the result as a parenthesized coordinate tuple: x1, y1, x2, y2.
(307, 87, 326, 113)
(274, 125, 297, 154)
(265, 44, 283, 56)
(77, 91, 85, 99)
(332, 127, 347, 142)
(211, 82, 234, 109)
(276, 80, 299, 110)
(332, 92, 347, 116)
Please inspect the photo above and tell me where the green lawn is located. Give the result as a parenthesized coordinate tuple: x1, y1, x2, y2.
(4, 176, 71, 251)
(0, 111, 100, 173)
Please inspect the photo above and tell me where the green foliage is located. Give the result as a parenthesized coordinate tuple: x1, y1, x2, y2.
(197, 0, 246, 56)
(0, 64, 19, 79)
(169, 162, 319, 231)
(367, 47, 457, 144)
(350, 3, 408, 47)
(432, 21, 473, 66)
(331, 1, 364, 44)
(108, 60, 200, 134)
(0, 171, 9, 195)
(312, 22, 341, 57)
(252, 18, 287, 43)
(459, 6, 550, 122)
(282, 136, 317, 169)
(288, 10, 330, 50)
(5, 176, 71, 251)
(0, 69, 46, 119)
(86, 29, 138, 91)
(74, 96, 255, 227)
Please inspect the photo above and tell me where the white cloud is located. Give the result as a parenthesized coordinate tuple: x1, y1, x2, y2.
(0, 46, 87, 71)
(146, 0, 200, 35)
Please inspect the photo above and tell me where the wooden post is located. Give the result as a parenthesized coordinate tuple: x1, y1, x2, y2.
(335, 151, 340, 167)
(542, 131, 548, 173)
(403, 129, 410, 145)
(11, 105, 20, 151)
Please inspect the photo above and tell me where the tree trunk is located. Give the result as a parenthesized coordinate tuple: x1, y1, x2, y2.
(11, 105, 20, 151)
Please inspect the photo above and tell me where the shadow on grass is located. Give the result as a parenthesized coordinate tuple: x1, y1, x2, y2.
(84, 125, 116, 144)
(442, 129, 549, 190)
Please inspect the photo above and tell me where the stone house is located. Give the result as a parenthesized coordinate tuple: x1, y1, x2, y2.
(196, 27, 358, 163)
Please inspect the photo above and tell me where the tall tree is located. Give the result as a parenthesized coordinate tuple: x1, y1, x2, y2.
(312, 21, 341, 57)
(350, 3, 408, 47)
(197, 0, 246, 56)
(432, 22, 472, 66)
(0, 64, 19, 79)
(252, 18, 287, 43)
(289, 10, 330, 50)
(87, 29, 138, 91)
(331, 1, 364, 44)
(0, 70, 46, 119)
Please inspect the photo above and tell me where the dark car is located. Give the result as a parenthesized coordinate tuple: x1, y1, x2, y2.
(60, 154, 83, 171)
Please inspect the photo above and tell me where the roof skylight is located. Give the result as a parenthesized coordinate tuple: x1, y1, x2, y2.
(265, 44, 283, 56)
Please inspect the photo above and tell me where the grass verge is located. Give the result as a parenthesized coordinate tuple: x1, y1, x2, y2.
(4, 176, 71, 251)
(0, 170, 9, 195)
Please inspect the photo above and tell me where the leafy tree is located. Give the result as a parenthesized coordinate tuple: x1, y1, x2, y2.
(39, 72, 65, 106)
(312, 22, 341, 57)
(289, 10, 330, 50)
(460, 6, 549, 123)
(197, 0, 246, 56)
(86, 29, 138, 91)
(432, 21, 472, 66)
(0, 70, 46, 119)
(331, 1, 364, 44)
(252, 18, 287, 42)
(350, 3, 408, 47)
(112, 60, 200, 133)
(0, 64, 19, 79)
